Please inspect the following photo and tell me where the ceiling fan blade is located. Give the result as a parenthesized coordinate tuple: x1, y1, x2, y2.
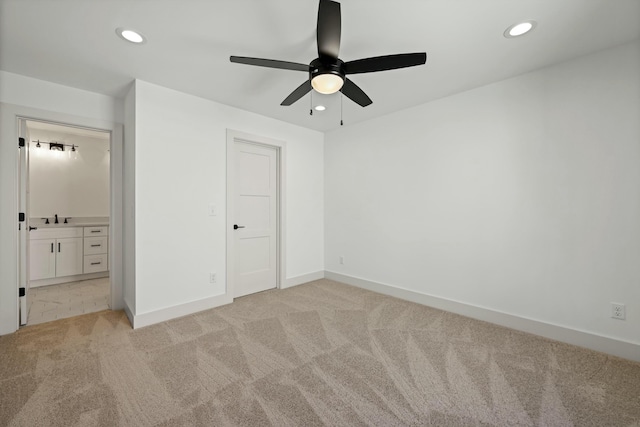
(281, 80, 312, 106)
(345, 52, 427, 75)
(316, 0, 341, 58)
(230, 56, 309, 72)
(340, 78, 372, 107)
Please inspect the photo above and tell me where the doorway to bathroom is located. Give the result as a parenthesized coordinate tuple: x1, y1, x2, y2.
(19, 119, 112, 326)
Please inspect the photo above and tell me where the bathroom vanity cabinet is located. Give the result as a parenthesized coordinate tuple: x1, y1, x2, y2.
(29, 225, 109, 287)
(29, 227, 83, 281)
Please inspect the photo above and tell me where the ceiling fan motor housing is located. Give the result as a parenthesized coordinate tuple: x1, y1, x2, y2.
(310, 57, 346, 83)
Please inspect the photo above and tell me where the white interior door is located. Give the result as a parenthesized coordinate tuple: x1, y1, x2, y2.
(18, 120, 29, 325)
(233, 141, 278, 298)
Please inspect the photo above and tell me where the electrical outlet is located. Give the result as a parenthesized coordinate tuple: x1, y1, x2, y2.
(611, 303, 625, 320)
(339, 256, 344, 265)
(210, 273, 217, 284)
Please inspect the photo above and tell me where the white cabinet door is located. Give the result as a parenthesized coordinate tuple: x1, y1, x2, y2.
(30, 239, 56, 281)
(56, 237, 83, 277)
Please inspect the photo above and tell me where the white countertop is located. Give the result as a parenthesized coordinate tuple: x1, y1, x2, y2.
(30, 217, 109, 228)
(34, 223, 109, 228)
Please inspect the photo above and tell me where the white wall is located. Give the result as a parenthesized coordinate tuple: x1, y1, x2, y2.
(123, 83, 136, 318)
(28, 129, 110, 219)
(325, 41, 640, 347)
(132, 80, 324, 318)
(0, 71, 124, 334)
(1, 71, 323, 331)
(0, 71, 123, 123)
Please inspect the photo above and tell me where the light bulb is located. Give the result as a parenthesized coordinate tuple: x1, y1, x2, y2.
(504, 21, 536, 38)
(311, 74, 344, 94)
(121, 30, 143, 43)
(116, 28, 146, 44)
(509, 22, 532, 36)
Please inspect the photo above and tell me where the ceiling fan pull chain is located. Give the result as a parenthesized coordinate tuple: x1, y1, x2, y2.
(310, 89, 313, 115)
(340, 92, 343, 126)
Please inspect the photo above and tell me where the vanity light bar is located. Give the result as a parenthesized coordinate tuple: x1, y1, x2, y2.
(31, 139, 80, 150)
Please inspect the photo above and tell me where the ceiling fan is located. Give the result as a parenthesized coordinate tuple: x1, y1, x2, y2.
(230, 0, 427, 108)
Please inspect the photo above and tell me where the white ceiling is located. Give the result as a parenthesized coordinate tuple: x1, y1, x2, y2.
(1, 0, 639, 132)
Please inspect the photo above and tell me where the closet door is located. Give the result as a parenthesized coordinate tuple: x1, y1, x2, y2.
(232, 141, 278, 298)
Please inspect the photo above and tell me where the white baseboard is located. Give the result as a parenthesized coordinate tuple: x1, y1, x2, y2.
(282, 270, 325, 289)
(131, 293, 233, 329)
(30, 271, 109, 288)
(325, 271, 640, 362)
(128, 271, 326, 329)
(123, 300, 134, 328)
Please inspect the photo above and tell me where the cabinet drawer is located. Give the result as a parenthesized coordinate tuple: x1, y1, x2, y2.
(84, 226, 108, 237)
(84, 236, 108, 255)
(84, 254, 108, 273)
(30, 227, 82, 240)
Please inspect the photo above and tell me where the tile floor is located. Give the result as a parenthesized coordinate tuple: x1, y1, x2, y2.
(27, 277, 110, 325)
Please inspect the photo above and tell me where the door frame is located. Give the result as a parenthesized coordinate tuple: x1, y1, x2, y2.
(17, 119, 29, 325)
(226, 129, 286, 300)
(14, 114, 123, 327)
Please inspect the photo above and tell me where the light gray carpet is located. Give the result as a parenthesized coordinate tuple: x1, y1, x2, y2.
(1, 279, 639, 426)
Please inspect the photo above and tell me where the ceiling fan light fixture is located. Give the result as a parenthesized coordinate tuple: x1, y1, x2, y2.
(504, 21, 536, 38)
(311, 73, 344, 94)
(116, 28, 146, 44)
(314, 105, 326, 111)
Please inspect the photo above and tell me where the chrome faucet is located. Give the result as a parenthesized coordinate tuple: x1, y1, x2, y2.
(54, 214, 59, 224)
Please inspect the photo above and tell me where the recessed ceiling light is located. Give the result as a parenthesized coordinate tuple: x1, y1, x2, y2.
(314, 105, 326, 111)
(116, 28, 146, 44)
(504, 21, 536, 38)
